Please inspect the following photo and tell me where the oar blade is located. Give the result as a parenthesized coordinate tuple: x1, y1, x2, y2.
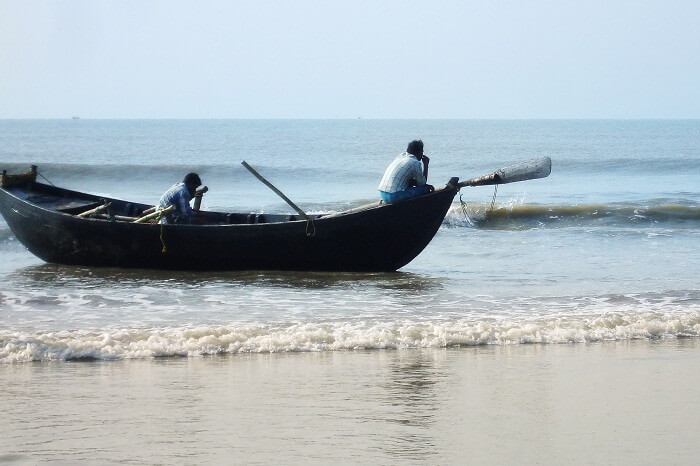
(459, 156, 552, 187)
(497, 156, 552, 183)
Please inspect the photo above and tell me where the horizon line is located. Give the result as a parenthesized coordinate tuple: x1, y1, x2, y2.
(2, 117, 699, 121)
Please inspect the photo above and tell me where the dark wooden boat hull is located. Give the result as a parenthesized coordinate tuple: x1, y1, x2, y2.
(0, 181, 458, 271)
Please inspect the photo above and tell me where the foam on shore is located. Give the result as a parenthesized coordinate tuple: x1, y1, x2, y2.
(2, 312, 698, 363)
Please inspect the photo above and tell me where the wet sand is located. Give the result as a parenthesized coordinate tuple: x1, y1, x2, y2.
(1, 339, 698, 465)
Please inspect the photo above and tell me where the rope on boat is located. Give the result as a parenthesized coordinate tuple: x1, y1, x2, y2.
(460, 184, 499, 225)
(160, 223, 167, 253)
(459, 192, 473, 225)
(489, 184, 499, 214)
(306, 218, 316, 237)
(37, 170, 55, 186)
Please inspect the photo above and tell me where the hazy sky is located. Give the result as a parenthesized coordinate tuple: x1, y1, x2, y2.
(1, 0, 698, 118)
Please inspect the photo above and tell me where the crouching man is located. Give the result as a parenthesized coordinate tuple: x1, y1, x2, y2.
(378, 139, 434, 203)
(158, 172, 205, 224)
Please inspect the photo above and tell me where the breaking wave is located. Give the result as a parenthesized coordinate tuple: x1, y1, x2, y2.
(0, 162, 375, 186)
(444, 201, 700, 229)
(2, 312, 699, 363)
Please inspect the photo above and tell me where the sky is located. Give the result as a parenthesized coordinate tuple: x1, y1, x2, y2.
(1, 0, 699, 119)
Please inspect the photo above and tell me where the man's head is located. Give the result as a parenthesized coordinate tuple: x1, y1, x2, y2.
(406, 140, 424, 159)
(183, 173, 202, 195)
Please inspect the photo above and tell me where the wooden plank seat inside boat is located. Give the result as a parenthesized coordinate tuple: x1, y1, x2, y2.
(57, 201, 105, 215)
(26, 194, 62, 204)
(17, 190, 103, 214)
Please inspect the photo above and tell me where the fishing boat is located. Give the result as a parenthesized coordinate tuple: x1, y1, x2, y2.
(0, 158, 550, 271)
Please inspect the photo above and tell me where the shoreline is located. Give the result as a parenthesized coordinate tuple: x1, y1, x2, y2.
(1, 339, 698, 464)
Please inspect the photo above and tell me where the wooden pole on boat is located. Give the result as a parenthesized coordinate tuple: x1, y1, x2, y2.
(77, 202, 111, 218)
(241, 161, 311, 221)
(96, 213, 138, 222)
(133, 205, 174, 224)
(140, 206, 157, 216)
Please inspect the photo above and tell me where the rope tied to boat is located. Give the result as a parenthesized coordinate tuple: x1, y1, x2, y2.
(306, 218, 316, 237)
(160, 222, 167, 253)
(460, 184, 499, 225)
(489, 184, 499, 214)
(37, 170, 56, 187)
(459, 192, 473, 225)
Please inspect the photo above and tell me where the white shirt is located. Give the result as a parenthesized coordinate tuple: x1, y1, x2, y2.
(377, 152, 427, 193)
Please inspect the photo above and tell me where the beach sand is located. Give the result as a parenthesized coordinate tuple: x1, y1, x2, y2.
(1, 339, 698, 465)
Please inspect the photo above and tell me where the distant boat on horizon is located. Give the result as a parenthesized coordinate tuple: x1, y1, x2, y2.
(71, 116, 80, 119)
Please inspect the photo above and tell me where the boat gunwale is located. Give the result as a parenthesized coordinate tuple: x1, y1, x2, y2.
(1, 181, 457, 228)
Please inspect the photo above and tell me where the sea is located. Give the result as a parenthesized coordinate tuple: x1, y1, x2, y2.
(1, 119, 699, 464)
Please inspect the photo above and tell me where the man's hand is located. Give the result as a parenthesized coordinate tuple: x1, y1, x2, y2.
(422, 155, 430, 181)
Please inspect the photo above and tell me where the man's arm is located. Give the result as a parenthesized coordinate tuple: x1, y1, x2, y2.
(422, 155, 430, 181)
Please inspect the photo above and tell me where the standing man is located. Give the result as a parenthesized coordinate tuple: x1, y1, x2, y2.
(158, 173, 203, 224)
(378, 140, 434, 203)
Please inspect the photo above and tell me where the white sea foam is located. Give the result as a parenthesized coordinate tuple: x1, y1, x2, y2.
(2, 312, 698, 363)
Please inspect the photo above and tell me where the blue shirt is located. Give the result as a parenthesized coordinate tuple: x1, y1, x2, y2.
(158, 183, 193, 224)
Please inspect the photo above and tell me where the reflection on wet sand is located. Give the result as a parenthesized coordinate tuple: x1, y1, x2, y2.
(373, 350, 447, 461)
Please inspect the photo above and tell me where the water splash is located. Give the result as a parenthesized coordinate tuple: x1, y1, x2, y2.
(3, 312, 698, 363)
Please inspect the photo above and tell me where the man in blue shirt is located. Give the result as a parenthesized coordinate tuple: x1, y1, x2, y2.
(378, 140, 434, 203)
(158, 173, 202, 224)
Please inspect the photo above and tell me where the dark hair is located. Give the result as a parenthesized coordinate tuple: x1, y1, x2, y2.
(183, 173, 202, 186)
(406, 140, 424, 156)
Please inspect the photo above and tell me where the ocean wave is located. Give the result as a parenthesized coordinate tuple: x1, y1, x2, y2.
(2, 312, 698, 363)
(0, 162, 376, 185)
(555, 157, 700, 174)
(444, 201, 700, 229)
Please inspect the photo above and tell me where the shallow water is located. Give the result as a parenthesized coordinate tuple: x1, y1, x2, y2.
(1, 120, 698, 362)
(0, 120, 698, 462)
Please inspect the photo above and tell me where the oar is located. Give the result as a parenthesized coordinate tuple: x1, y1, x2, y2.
(241, 161, 311, 221)
(459, 156, 552, 187)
